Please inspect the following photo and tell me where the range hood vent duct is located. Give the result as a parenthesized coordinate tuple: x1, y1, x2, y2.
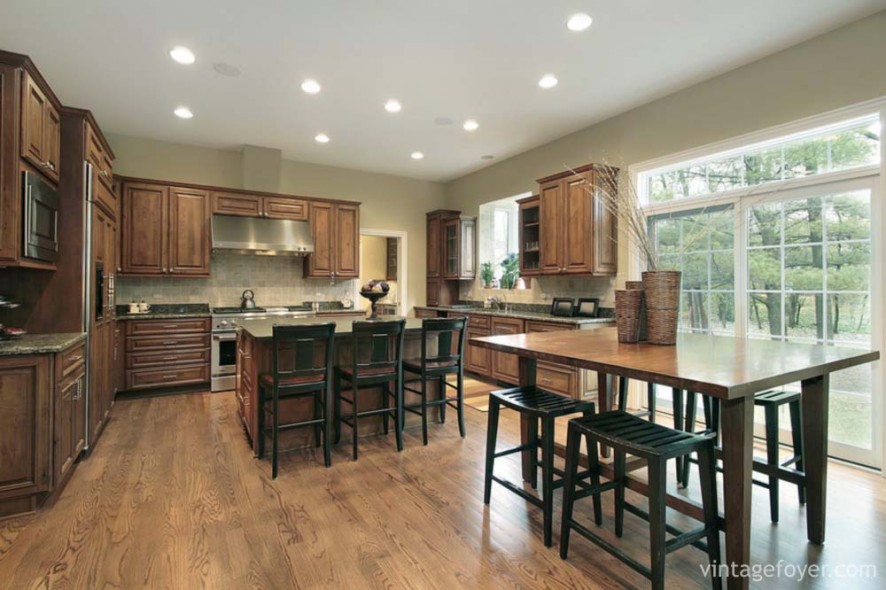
(211, 214, 314, 256)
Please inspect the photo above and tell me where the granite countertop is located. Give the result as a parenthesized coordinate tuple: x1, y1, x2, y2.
(0, 332, 86, 356)
(237, 316, 422, 339)
(116, 303, 211, 321)
(414, 306, 615, 326)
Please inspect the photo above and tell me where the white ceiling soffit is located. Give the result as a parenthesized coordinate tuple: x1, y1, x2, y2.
(0, 0, 882, 182)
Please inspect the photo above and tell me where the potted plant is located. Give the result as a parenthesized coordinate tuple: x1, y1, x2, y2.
(499, 253, 520, 290)
(480, 261, 495, 289)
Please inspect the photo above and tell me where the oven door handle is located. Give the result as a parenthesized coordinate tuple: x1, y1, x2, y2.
(213, 334, 236, 341)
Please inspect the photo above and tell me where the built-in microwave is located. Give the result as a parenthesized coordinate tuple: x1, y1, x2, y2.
(23, 170, 60, 262)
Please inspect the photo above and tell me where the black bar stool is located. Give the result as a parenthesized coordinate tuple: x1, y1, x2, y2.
(754, 389, 805, 522)
(483, 386, 596, 547)
(257, 322, 336, 479)
(674, 390, 720, 487)
(560, 411, 721, 590)
(402, 317, 467, 444)
(334, 319, 406, 460)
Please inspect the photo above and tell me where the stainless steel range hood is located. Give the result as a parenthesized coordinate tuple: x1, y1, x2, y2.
(212, 215, 314, 256)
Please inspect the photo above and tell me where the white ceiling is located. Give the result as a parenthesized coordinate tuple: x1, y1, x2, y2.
(1, 1, 882, 182)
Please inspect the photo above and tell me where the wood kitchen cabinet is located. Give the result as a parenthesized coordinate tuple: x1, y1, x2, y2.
(54, 341, 86, 487)
(124, 318, 211, 391)
(120, 181, 211, 277)
(464, 314, 492, 375)
(86, 124, 116, 216)
(21, 71, 60, 183)
(426, 210, 474, 305)
(536, 163, 618, 276)
(490, 316, 524, 384)
(304, 201, 360, 279)
(212, 191, 308, 221)
(0, 52, 64, 268)
(386, 237, 398, 280)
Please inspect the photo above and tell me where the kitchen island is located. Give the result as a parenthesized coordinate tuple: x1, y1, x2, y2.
(235, 316, 433, 455)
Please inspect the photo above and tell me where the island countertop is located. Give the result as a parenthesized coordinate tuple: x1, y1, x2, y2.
(0, 332, 86, 356)
(235, 316, 424, 339)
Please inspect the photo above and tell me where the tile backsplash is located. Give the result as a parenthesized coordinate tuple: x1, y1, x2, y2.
(116, 253, 357, 307)
(460, 275, 615, 306)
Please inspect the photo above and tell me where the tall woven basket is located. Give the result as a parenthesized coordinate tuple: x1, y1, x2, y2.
(615, 289, 644, 343)
(642, 270, 682, 345)
(625, 281, 647, 341)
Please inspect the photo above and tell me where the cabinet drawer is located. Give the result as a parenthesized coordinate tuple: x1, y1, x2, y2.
(125, 318, 210, 336)
(125, 334, 210, 352)
(126, 348, 210, 369)
(466, 314, 491, 329)
(536, 361, 576, 398)
(263, 197, 308, 220)
(126, 365, 210, 390)
(526, 320, 575, 333)
(60, 341, 87, 379)
(212, 192, 262, 217)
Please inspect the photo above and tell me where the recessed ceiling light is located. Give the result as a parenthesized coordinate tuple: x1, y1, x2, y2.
(538, 74, 558, 89)
(566, 13, 593, 32)
(213, 62, 241, 77)
(169, 46, 195, 65)
(411, 152, 424, 160)
(434, 117, 453, 126)
(301, 79, 321, 94)
(385, 99, 402, 113)
(463, 119, 479, 131)
(174, 106, 193, 119)
(481, 155, 495, 160)
(315, 133, 330, 143)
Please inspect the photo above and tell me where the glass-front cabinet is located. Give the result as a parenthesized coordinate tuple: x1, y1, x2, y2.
(442, 215, 476, 280)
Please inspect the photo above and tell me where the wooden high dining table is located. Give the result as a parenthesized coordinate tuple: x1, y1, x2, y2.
(472, 327, 879, 590)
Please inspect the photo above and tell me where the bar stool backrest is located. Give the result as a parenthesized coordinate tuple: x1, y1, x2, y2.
(271, 323, 337, 387)
(350, 319, 407, 378)
(420, 317, 467, 371)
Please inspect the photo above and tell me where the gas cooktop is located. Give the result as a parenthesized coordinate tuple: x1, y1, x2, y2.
(212, 305, 312, 315)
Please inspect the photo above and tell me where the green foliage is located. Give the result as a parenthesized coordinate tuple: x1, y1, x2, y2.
(499, 253, 520, 290)
(480, 261, 495, 287)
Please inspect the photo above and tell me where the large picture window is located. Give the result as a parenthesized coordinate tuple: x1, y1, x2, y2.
(635, 106, 883, 467)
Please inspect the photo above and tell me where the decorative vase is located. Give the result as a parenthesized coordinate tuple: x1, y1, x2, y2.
(625, 280, 647, 341)
(615, 289, 644, 343)
(642, 270, 681, 345)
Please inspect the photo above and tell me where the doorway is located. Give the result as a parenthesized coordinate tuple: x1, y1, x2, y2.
(359, 229, 407, 316)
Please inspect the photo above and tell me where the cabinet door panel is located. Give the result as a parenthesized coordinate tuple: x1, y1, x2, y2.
(426, 215, 441, 278)
(442, 219, 458, 279)
(459, 218, 476, 279)
(594, 181, 618, 275)
(43, 103, 60, 183)
(54, 375, 76, 482)
(562, 175, 593, 274)
(334, 204, 359, 277)
(121, 183, 166, 275)
(212, 192, 262, 217)
(491, 318, 524, 385)
(0, 65, 17, 261)
(0, 355, 51, 497)
(538, 181, 563, 274)
(465, 328, 491, 375)
(21, 74, 46, 171)
(168, 187, 211, 276)
(263, 197, 308, 220)
(305, 202, 333, 277)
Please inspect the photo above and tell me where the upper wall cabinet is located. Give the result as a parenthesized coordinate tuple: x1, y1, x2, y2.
(212, 191, 308, 221)
(426, 210, 475, 281)
(0, 51, 64, 268)
(120, 181, 211, 277)
(535, 163, 618, 276)
(304, 201, 359, 279)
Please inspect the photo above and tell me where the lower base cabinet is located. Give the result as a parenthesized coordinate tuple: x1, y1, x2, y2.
(0, 339, 87, 520)
(123, 318, 211, 391)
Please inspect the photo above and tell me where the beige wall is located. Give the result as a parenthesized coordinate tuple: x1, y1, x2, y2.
(444, 11, 886, 305)
(108, 134, 446, 312)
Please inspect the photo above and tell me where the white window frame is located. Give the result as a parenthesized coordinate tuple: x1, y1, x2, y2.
(629, 97, 886, 470)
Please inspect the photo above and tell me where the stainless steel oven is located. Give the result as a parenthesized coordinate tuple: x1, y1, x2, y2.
(23, 170, 60, 262)
(211, 331, 237, 392)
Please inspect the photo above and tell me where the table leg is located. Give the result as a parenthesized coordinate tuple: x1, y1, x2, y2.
(597, 372, 613, 457)
(720, 395, 753, 590)
(519, 357, 537, 483)
(801, 374, 829, 544)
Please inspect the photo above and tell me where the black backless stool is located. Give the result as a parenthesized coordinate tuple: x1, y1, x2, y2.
(484, 386, 596, 547)
(334, 319, 406, 460)
(560, 411, 721, 590)
(257, 322, 336, 479)
(753, 390, 805, 522)
(402, 317, 467, 444)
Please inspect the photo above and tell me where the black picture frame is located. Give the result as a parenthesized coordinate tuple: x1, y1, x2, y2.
(575, 297, 600, 318)
(550, 297, 577, 317)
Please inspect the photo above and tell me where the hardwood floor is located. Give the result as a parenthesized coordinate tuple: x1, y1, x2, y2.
(0, 391, 884, 589)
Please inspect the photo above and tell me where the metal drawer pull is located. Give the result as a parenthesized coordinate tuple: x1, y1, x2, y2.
(163, 325, 180, 328)
(69, 355, 83, 362)
(539, 378, 553, 384)
(163, 356, 177, 361)
(162, 375, 179, 380)
(162, 340, 178, 345)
